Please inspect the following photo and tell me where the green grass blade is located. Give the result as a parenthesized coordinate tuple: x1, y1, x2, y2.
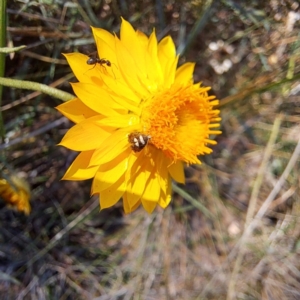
(0, 0, 7, 139)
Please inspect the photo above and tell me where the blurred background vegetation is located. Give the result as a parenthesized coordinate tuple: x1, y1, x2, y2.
(1, 0, 300, 299)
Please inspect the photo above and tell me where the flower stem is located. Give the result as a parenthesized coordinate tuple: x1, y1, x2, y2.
(0, 77, 75, 102)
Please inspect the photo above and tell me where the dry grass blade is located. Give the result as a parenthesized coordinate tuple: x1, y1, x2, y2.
(226, 121, 300, 299)
(178, 0, 214, 55)
(15, 197, 99, 276)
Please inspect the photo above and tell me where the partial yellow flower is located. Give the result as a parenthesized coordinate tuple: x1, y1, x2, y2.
(57, 18, 221, 214)
(0, 175, 31, 215)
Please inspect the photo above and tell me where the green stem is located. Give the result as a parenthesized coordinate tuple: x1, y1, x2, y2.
(0, 0, 7, 139)
(172, 183, 214, 219)
(0, 45, 26, 53)
(178, 0, 214, 56)
(0, 77, 75, 102)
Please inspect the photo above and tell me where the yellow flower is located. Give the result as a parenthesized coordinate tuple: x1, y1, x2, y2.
(57, 18, 221, 214)
(0, 175, 31, 215)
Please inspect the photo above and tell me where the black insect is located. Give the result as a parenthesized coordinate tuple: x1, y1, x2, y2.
(86, 56, 111, 68)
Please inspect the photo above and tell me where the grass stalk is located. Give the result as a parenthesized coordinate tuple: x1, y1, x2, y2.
(0, 0, 7, 139)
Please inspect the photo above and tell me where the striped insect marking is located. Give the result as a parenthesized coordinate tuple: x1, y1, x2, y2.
(128, 132, 151, 152)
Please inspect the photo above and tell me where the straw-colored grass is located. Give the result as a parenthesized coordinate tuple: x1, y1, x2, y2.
(1, 1, 300, 299)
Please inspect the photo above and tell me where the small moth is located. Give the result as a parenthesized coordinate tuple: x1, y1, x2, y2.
(128, 132, 151, 152)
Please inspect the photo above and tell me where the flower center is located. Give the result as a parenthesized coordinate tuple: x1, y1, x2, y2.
(141, 84, 220, 164)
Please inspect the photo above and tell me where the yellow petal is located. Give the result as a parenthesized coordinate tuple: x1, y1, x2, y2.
(91, 31, 121, 81)
(174, 62, 195, 85)
(99, 70, 142, 105)
(110, 94, 141, 115)
(155, 151, 169, 195)
(123, 193, 141, 214)
(92, 27, 116, 57)
(136, 30, 149, 49)
(125, 152, 148, 209)
(142, 175, 161, 202)
(92, 27, 115, 52)
(136, 30, 150, 84)
(18, 191, 31, 215)
(158, 177, 172, 208)
(91, 147, 131, 193)
(99, 175, 125, 209)
(146, 30, 163, 87)
(95, 114, 139, 128)
(158, 36, 178, 87)
(115, 37, 150, 97)
(89, 129, 130, 166)
(64, 53, 101, 84)
(0, 176, 31, 215)
(167, 55, 179, 86)
(168, 160, 185, 184)
(59, 116, 112, 151)
(71, 83, 125, 116)
(63, 150, 99, 180)
(141, 200, 157, 214)
(56, 98, 98, 124)
(120, 18, 147, 78)
(126, 149, 161, 207)
(123, 193, 130, 213)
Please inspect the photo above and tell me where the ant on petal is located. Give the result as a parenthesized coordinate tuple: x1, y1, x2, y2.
(86, 54, 116, 78)
(86, 56, 111, 68)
